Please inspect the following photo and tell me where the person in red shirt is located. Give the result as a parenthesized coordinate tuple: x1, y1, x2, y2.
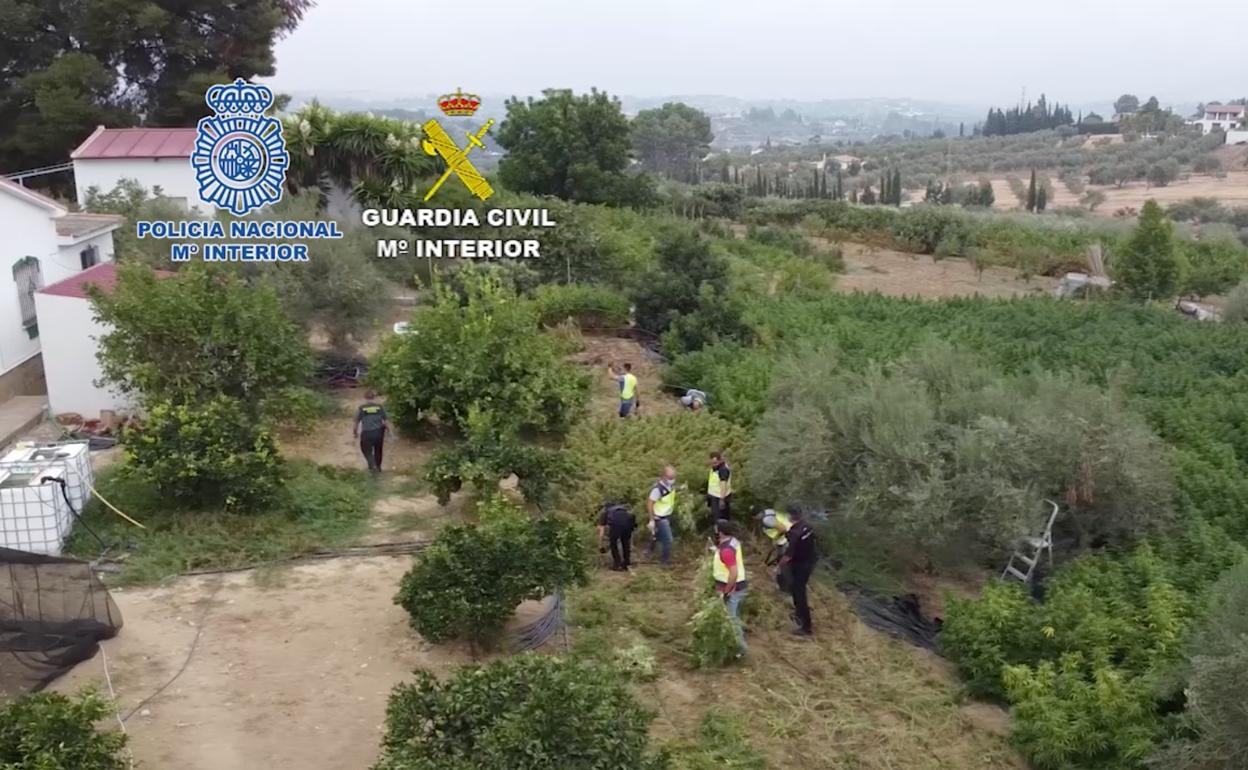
(713, 520, 749, 657)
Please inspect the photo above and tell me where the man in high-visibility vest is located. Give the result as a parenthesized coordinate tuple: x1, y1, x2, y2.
(607, 362, 639, 418)
(713, 520, 749, 657)
(646, 465, 677, 566)
(759, 508, 794, 565)
(706, 451, 732, 521)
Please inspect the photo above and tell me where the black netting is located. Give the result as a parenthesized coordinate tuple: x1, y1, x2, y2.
(0, 547, 122, 701)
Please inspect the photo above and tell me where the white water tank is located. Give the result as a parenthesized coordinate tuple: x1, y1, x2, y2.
(0, 442, 94, 555)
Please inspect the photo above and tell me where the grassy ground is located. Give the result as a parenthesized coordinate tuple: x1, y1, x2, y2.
(567, 540, 1021, 770)
(64, 460, 381, 585)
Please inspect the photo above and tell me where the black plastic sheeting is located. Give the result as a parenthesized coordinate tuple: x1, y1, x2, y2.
(0, 548, 122, 701)
(836, 581, 944, 651)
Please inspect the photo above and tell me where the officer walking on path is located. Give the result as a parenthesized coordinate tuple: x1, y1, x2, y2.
(713, 520, 749, 657)
(647, 465, 677, 566)
(353, 390, 389, 474)
(597, 501, 637, 571)
(706, 451, 733, 521)
(607, 362, 639, 418)
(778, 507, 818, 636)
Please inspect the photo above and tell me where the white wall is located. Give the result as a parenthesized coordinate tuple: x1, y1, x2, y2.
(1227, 129, 1248, 145)
(0, 193, 60, 377)
(32, 292, 132, 418)
(56, 231, 116, 276)
(74, 158, 200, 210)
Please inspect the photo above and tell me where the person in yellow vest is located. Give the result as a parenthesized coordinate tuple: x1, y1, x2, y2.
(646, 465, 677, 566)
(706, 451, 733, 521)
(759, 508, 794, 565)
(607, 362, 639, 418)
(713, 520, 749, 657)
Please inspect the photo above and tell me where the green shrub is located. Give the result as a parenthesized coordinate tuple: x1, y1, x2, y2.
(374, 655, 668, 770)
(1114, 201, 1180, 301)
(1221, 281, 1248, 322)
(558, 411, 752, 522)
(942, 581, 1041, 697)
(394, 499, 588, 645)
(123, 395, 282, 510)
(690, 597, 740, 669)
(888, 206, 972, 255)
(746, 341, 1174, 560)
(745, 223, 812, 255)
(533, 283, 630, 328)
(0, 691, 127, 770)
(371, 270, 589, 433)
(423, 409, 576, 506)
(613, 638, 659, 681)
(1177, 238, 1248, 297)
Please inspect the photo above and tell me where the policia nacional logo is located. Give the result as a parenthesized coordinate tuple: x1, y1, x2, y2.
(192, 79, 289, 216)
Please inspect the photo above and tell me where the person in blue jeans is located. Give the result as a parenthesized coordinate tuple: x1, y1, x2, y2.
(646, 465, 677, 566)
(713, 520, 749, 657)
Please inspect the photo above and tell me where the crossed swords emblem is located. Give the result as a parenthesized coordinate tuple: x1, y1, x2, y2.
(420, 118, 495, 202)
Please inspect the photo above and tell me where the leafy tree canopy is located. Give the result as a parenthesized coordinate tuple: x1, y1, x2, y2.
(1115, 200, 1180, 301)
(631, 102, 714, 183)
(496, 88, 654, 206)
(0, 0, 311, 171)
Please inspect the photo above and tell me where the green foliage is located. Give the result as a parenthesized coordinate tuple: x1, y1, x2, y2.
(1146, 159, 1180, 188)
(371, 271, 589, 433)
(667, 709, 767, 770)
(122, 395, 282, 509)
(83, 180, 195, 267)
(394, 498, 589, 645)
(532, 283, 630, 328)
(1223, 281, 1248, 322)
(1115, 201, 1180, 301)
(65, 461, 377, 585)
(90, 263, 311, 407)
(0, 690, 127, 770)
(1150, 558, 1248, 769)
(423, 409, 576, 506)
(373, 655, 667, 770)
(497, 88, 654, 207)
(690, 597, 740, 669)
(1177, 238, 1248, 297)
(746, 224, 812, 256)
(558, 411, 751, 523)
(613, 638, 659, 682)
(747, 341, 1173, 560)
(632, 102, 714, 183)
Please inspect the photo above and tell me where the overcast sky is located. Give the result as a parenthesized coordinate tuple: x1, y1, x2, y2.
(268, 0, 1247, 109)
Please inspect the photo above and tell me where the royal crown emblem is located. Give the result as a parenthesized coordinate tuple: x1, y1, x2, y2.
(437, 88, 482, 117)
(191, 78, 289, 215)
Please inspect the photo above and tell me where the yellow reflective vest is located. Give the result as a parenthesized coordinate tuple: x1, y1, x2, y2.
(620, 373, 638, 401)
(712, 537, 747, 585)
(707, 464, 731, 498)
(652, 481, 675, 518)
(763, 511, 793, 545)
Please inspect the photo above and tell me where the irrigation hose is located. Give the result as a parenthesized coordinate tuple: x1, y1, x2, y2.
(86, 481, 146, 529)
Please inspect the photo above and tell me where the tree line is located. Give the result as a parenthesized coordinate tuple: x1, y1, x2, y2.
(981, 93, 1075, 136)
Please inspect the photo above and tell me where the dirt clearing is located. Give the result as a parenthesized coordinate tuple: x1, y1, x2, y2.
(836, 242, 1056, 299)
(55, 557, 471, 770)
(567, 333, 683, 417)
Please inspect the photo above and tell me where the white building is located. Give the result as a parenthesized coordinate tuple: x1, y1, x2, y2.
(71, 126, 199, 210)
(0, 178, 121, 404)
(33, 262, 148, 418)
(1189, 104, 1247, 135)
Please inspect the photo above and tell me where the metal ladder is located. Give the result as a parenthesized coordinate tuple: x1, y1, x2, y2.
(1002, 500, 1059, 584)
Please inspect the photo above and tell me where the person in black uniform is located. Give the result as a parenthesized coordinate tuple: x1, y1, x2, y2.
(352, 390, 389, 474)
(778, 506, 818, 636)
(597, 501, 637, 571)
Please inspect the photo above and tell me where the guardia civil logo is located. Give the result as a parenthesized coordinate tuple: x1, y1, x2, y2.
(191, 79, 289, 215)
(422, 88, 495, 202)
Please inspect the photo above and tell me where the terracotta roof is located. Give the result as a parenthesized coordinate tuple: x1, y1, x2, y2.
(0, 176, 67, 213)
(54, 213, 124, 238)
(37, 262, 174, 300)
(1206, 104, 1246, 115)
(71, 127, 198, 160)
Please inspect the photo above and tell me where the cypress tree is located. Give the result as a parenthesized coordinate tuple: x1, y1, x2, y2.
(1037, 186, 1048, 212)
(1027, 169, 1038, 213)
(891, 169, 902, 205)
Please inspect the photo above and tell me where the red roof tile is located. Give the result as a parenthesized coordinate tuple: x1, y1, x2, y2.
(38, 262, 174, 300)
(72, 127, 198, 160)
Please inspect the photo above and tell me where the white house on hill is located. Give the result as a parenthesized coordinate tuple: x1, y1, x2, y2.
(71, 126, 200, 210)
(0, 178, 121, 405)
(1189, 104, 1247, 136)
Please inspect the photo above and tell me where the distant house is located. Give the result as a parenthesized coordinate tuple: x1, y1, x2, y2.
(827, 154, 862, 170)
(0, 178, 121, 404)
(1189, 104, 1247, 136)
(71, 126, 200, 210)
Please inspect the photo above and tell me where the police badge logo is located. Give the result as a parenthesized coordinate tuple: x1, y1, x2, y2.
(191, 79, 289, 215)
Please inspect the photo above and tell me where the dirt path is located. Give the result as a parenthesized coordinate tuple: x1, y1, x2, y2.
(568, 334, 683, 418)
(56, 557, 473, 770)
(837, 242, 1056, 299)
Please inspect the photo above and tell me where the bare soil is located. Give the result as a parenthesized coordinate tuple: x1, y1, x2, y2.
(837, 242, 1057, 299)
(278, 391, 438, 473)
(567, 333, 683, 418)
(56, 557, 475, 770)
